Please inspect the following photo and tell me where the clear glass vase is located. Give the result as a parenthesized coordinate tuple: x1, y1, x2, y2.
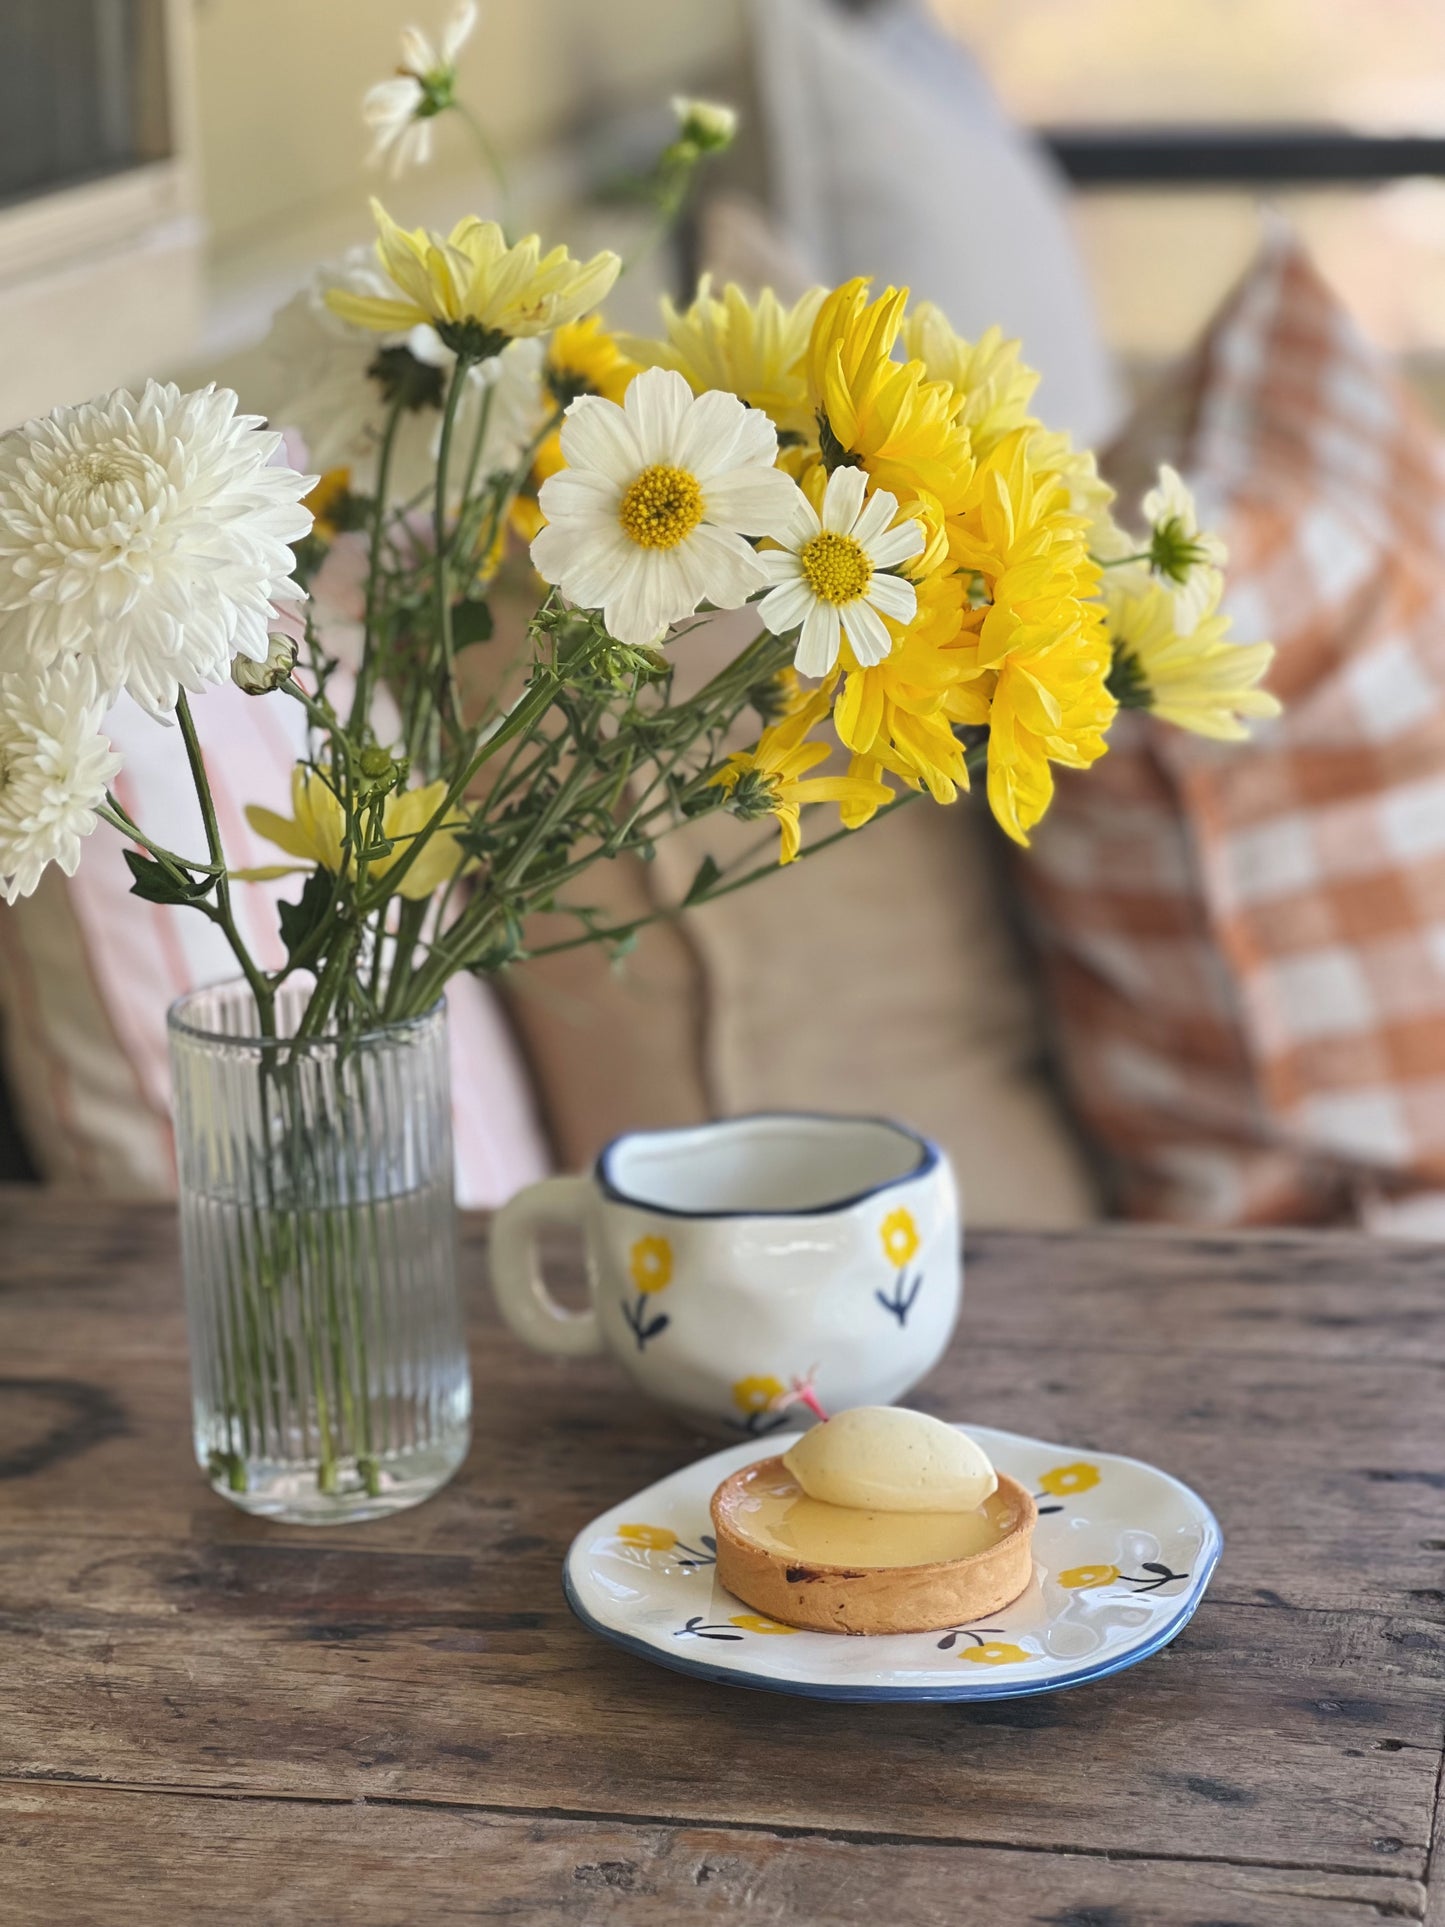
(168, 980, 470, 1523)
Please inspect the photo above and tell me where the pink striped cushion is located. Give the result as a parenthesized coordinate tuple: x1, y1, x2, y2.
(0, 677, 549, 1206)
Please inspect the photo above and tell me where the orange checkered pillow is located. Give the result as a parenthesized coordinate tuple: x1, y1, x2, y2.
(1024, 230, 1445, 1225)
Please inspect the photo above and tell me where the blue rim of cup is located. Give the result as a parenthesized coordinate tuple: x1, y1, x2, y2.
(594, 1111, 942, 1221)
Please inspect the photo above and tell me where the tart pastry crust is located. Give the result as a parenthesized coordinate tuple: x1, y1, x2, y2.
(711, 1459, 1037, 1635)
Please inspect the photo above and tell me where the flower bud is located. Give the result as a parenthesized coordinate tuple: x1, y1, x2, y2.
(231, 634, 298, 696)
(670, 96, 737, 154)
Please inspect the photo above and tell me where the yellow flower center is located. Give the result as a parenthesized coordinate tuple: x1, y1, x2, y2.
(618, 463, 704, 550)
(800, 530, 872, 606)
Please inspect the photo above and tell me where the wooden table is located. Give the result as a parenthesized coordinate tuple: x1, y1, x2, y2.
(3, 1194, 1443, 1925)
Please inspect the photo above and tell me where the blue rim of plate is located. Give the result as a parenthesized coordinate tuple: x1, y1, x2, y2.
(563, 1475, 1224, 1704)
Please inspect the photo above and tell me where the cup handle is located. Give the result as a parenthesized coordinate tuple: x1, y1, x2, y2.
(489, 1175, 603, 1358)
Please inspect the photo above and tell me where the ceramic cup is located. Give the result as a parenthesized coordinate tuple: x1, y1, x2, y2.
(489, 1113, 961, 1436)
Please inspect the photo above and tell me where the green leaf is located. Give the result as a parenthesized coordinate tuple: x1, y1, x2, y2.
(682, 854, 721, 905)
(123, 849, 213, 907)
(452, 598, 494, 647)
(277, 868, 333, 965)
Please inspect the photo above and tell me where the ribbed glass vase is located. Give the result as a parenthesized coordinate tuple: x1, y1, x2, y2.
(168, 980, 470, 1523)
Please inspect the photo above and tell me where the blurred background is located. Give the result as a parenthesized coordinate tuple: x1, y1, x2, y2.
(11, 0, 1445, 423)
(8, 0, 1445, 1232)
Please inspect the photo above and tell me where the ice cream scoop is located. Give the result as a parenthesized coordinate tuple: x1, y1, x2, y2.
(782, 1405, 998, 1514)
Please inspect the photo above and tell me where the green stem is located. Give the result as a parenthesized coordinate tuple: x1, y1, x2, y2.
(432, 356, 472, 735)
(350, 396, 408, 733)
(175, 693, 276, 1034)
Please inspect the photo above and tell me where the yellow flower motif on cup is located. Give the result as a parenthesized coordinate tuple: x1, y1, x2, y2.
(961, 1641, 1030, 1666)
(732, 1374, 786, 1415)
(1058, 1563, 1119, 1591)
(616, 1523, 677, 1551)
(629, 1236, 673, 1295)
(729, 1614, 798, 1635)
(881, 1207, 920, 1268)
(1038, 1462, 1101, 1499)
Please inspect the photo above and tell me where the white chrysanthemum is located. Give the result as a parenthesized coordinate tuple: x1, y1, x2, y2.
(529, 366, 797, 647)
(1141, 464, 1227, 635)
(364, 1, 477, 176)
(0, 657, 120, 903)
(756, 466, 923, 677)
(0, 381, 316, 715)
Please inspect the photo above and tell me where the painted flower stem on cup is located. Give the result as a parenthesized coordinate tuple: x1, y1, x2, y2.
(621, 1235, 673, 1351)
(876, 1206, 924, 1326)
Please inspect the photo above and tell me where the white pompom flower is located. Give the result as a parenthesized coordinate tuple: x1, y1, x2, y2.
(755, 465, 924, 677)
(529, 366, 797, 647)
(0, 381, 316, 716)
(0, 657, 120, 903)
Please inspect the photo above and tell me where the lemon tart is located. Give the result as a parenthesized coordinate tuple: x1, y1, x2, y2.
(711, 1407, 1036, 1635)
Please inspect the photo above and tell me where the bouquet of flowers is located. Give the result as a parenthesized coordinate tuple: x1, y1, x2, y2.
(0, 6, 1277, 1513)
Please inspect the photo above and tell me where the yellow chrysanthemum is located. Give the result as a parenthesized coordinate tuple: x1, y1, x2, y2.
(1038, 1462, 1101, 1499)
(732, 1374, 786, 1415)
(544, 314, 638, 408)
(629, 1235, 673, 1295)
(326, 200, 620, 359)
(880, 1207, 920, 1267)
(902, 303, 1038, 461)
(617, 1523, 677, 1550)
(803, 279, 973, 513)
(712, 689, 891, 864)
(622, 278, 825, 441)
(943, 431, 1115, 844)
(1106, 577, 1280, 741)
(1058, 1564, 1119, 1590)
(239, 768, 472, 900)
(832, 571, 974, 812)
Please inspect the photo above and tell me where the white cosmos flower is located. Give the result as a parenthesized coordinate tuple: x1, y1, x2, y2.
(364, 1, 478, 177)
(0, 381, 316, 716)
(1141, 464, 1227, 635)
(529, 366, 797, 648)
(0, 657, 120, 903)
(757, 466, 923, 677)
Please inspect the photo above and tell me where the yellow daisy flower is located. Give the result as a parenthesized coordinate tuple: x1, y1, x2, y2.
(617, 1523, 678, 1550)
(832, 571, 974, 811)
(1038, 1462, 1101, 1499)
(239, 768, 471, 901)
(1106, 576, 1280, 742)
(1058, 1564, 1119, 1590)
(880, 1207, 920, 1267)
(622, 278, 826, 441)
(961, 1641, 1030, 1666)
(711, 689, 891, 864)
(803, 278, 973, 513)
(629, 1235, 673, 1295)
(729, 1614, 798, 1635)
(732, 1374, 786, 1415)
(325, 200, 620, 360)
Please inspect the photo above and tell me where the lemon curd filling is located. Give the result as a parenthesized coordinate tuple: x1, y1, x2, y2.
(730, 1468, 1019, 1569)
(618, 463, 704, 550)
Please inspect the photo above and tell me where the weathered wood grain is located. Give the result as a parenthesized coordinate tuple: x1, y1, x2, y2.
(1, 1193, 1443, 1920)
(0, 1785, 1428, 1927)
